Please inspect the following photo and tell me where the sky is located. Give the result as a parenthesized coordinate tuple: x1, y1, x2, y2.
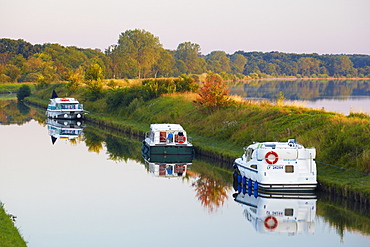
(1, 0, 369, 55)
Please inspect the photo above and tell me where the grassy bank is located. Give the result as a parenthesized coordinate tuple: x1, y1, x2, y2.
(25, 82, 370, 204)
(0, 204, 27, 247)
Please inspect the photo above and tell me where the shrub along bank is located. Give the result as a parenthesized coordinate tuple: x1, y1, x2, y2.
(26, 83, 370, 204)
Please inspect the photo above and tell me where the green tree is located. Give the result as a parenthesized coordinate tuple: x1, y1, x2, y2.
(330, 55, 355, 76)
(230, 54, 247, 74)
(151, 48, 175, 78)
(116, 29, 162, 78)
(4, 64, 21, 82)
(105, 45, 121, 79)
(0, 74, 10, 83)
(9, 54, 28, 79)
(17, 84, 31, 101)
(206, 51, 231, 73)
(175, 42, 206, 74)
(298, 57, 320, 76)
(85, 63, 104, 81)
(67, 66, 85, 91)
(84, 63, 105, 100)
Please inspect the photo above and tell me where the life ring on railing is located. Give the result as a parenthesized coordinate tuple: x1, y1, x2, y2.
(177, 136, 186, 143)
(264, 216, 278, 230)
(265, 151, 278, 164)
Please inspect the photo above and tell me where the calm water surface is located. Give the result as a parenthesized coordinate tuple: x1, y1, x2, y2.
(0, 106, 369, 246)
(229, 79, 370, 115)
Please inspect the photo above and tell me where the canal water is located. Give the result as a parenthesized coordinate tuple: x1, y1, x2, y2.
(229, 79, 370, 115)
(0, 101, 369, 247)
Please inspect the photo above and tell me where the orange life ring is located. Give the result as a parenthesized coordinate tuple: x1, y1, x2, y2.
(264, 216, 278, 229)
(265, 151, 278, 164)
(177, 136, 186, 143)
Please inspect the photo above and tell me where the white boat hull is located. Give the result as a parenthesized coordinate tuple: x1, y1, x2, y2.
(233, 140, 317, 193)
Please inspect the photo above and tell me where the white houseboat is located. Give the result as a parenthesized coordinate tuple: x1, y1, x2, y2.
(233, 191, 316, 234)
(46, 90, 86, 119)
(142, 123, 194, 156)
(233, 139, 317, 194)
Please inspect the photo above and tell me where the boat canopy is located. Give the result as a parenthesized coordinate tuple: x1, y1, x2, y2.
(150, 124, 185, 132)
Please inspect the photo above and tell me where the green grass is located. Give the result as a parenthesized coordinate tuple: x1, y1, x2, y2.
(0, 204, 27, 247)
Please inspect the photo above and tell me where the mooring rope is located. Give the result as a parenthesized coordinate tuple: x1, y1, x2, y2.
(314, 159, 368, 176)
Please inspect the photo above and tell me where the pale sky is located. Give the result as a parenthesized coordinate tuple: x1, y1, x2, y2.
(1, 0, 369, 55)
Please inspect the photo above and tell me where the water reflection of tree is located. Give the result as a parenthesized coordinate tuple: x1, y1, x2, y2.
(83, 126, 143, 162)
(317, 192, 370, 239)
(83, 130, 104, 154)
(0, 99, 36, 124)
(68, 135, 84, 146)
(105, 135, 140, 162)
(237, 79, 370, 101)
(192, 174, 229, 213)
(188, 162, 232, 213)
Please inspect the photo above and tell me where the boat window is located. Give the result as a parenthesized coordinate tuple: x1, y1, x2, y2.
(159, 132, 166, 142)
(245, 148, 254, 161)
(285, 165, 294, 173)
(167, 132, 174, 143)
(285, 208, 294, 216)
(250, 164, 257, 169)
(61, 104, 78, 109)
(265, 144, 276, 149)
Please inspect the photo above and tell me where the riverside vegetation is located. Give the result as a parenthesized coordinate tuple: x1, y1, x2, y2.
(17, 75, 370, 205)
(0, 203, 27, 246)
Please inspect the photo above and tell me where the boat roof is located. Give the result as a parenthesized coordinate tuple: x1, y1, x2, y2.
(247, 139, 305, 149)
(51, 97, 80, 103)
(150, 123, 185, 132)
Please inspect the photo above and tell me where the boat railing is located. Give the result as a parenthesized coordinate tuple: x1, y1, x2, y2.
(144, 131, 151, 139)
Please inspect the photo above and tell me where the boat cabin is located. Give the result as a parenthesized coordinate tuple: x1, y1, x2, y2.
(146, 124, 189, 145)
(48, 98, 83, 111)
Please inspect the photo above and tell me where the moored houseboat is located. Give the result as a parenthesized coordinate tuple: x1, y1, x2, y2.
(46, 90, 87, 119)
(142, 123, 194, 156)
(233, 139, 317, 194)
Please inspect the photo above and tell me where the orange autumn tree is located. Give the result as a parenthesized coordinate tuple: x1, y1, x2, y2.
(194, 72, 230, 111)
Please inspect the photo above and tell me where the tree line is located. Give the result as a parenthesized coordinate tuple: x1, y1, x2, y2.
(1, 29, 370, 84)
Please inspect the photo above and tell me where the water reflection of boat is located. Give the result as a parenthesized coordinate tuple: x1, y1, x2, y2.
(47, 118, 84, 144)
(142, 124, 194, 156)
(142, 146, 194, 163)
(46, 90, 87, 119)
(144, 159, 190, 178)
(142, 147, 193, 178)
(233, 139, 317, 194)
(233, 189, 316, 234)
